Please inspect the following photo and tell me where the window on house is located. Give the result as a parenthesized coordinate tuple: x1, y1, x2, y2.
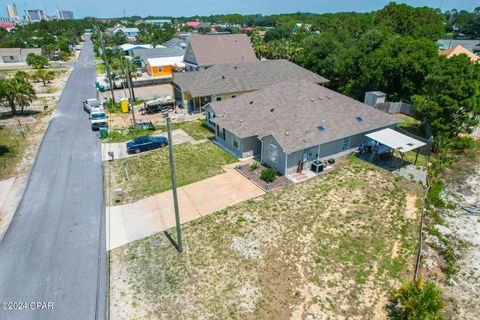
(157, 66, 163, 73)
(222, 128, 226, 140)
(269, 141, 278, 163)
(216, 96, 222, 101)
(342, 137, 350, 150)
(232, 136, 239, 149)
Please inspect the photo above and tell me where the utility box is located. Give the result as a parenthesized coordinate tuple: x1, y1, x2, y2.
(364, 91, 387, 107)
(120, 99, 129, 113)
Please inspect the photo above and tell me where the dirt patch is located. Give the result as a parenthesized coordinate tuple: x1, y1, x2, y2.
(405, 195, 418, 219)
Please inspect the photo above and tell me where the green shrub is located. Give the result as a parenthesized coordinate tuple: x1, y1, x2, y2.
(260, 168, 277, 182)
(250, 161, 259, 170)
(427, 182, 445, 208)
(447, 136, 475, 152)
(389, 278, 444, 320)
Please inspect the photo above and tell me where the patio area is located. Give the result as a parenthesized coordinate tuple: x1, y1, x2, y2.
(357, 128, 429, 184)
(358, 152, 427, 184)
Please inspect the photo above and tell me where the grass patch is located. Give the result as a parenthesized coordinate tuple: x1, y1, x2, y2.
(104, 119, 214, 143)
(96, 63, 106, 75)
(396, 114, 424, 137)
(105, 141, 236, 204)
(110, 156, 422, 319)
(171, 119, 214, 140)
(0, 125, 28, 179)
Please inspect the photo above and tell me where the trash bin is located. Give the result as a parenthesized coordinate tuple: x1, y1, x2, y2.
(99, 127, 108, 138)
(120, 99, 129, 113)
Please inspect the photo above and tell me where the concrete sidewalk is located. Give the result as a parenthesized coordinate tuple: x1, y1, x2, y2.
(0, 176, 27, 241)
(101, 128, 205, 161)
(107, 167, 265, 250)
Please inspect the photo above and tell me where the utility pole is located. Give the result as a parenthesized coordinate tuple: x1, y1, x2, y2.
(166, 116, 182, 253)
(126, 69, 137, 126)
(99, 28, 116, 108)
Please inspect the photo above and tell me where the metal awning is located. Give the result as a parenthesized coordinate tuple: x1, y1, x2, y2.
(366, 128, 426, 153)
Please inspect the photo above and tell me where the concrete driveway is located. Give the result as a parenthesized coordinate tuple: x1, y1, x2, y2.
(107, 165, 265, 250)
(101, 129, 202, 161)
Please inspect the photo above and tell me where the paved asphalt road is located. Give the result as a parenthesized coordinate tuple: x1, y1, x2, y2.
(0, 36, 106, 320)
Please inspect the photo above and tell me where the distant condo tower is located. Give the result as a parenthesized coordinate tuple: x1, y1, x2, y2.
(57, 10, 75, 20)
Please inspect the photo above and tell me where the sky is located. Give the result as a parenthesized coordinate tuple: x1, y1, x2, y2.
(1, 0, 478, 19)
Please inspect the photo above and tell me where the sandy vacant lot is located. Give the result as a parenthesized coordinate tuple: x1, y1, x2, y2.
(110, 156, 421, 320)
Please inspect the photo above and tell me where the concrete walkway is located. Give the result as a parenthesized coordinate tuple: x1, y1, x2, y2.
(107, 165, 265, 250)
(101, 128, 205, 161)
(0, 176, 27, 241)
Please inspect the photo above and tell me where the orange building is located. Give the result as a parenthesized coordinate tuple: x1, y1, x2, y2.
(146, 56, 185, 77)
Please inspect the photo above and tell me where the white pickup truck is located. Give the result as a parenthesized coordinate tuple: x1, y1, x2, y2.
(90, 111, 108, 131)
(83, 98, 102, 114)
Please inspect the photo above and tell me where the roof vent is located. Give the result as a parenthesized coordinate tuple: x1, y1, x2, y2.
(270, 108, 275, 112)
(327, 96, 332, 99)
(222, 75, 225, 79)
(317, 125, 325, 132)
(249, 101, 254, 104)
(234, 66, 237, 69)
(285, 131, 289, 136)
(355, 116, 363, 122)
(310, 98, 315, 102)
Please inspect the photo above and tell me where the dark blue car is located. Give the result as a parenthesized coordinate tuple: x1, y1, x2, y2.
(126, 136, 168, 154)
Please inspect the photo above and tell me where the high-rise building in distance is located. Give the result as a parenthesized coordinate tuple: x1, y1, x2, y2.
(6, 3, 19, 21)
(57, 10, 74, 20)
(25, 9, 47, 22)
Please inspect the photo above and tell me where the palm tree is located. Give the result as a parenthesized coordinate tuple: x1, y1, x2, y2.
(111, 57, 138, 100)
(34, 69, 55, 86)
(0, 77, 36, 114)
(389, 278, 444, 320)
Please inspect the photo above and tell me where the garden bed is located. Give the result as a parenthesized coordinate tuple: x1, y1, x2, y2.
(236, 162, 292, 191)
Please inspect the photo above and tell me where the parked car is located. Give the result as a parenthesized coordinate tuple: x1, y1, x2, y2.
(126, 136, 168, 154)
(83, 98, 102, 114)
(89, 111, 108, 131)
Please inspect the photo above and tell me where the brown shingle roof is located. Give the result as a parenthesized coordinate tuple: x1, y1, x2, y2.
(185, 33, 257, 67)
(172, 59, 330, 98)
(209, 80, 400, 154)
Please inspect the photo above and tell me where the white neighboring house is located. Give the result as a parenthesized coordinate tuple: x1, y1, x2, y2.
(0, 48, 42, 64)
(118, 43, 154, 56)
(113, 27, 140, 43)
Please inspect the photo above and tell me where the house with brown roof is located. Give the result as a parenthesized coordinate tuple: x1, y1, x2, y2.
(0, 48, 42, 64)
(440, 45, 479, 62)
(171, 59, 329, 112)
(183, 33, 257, 71)
(204, 80, 401, 175)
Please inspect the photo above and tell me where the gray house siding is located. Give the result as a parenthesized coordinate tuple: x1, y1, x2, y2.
(261, 135, 287, 175)
(284, 126, 397, 174)
(241, 136, 261, 158)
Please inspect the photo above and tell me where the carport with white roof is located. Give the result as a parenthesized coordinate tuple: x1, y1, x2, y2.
(366, 128, 427, 166)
